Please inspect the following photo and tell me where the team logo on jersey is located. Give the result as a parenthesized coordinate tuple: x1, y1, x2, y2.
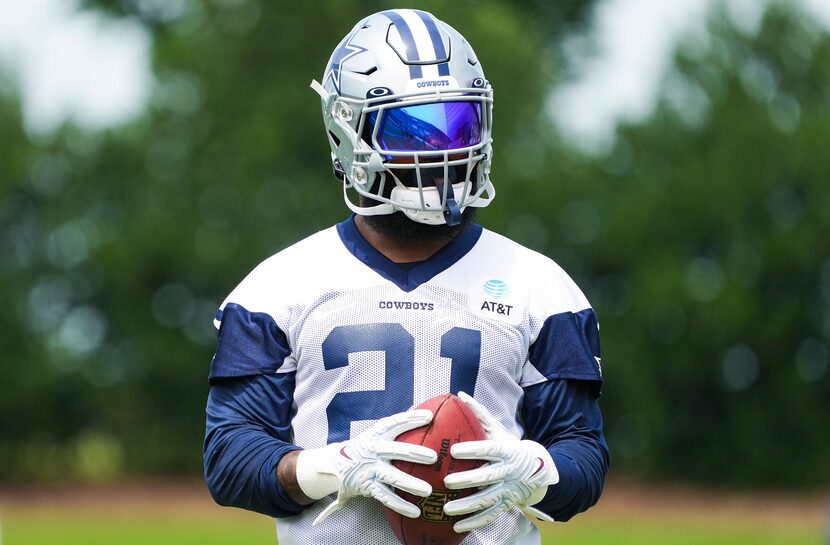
(415, 78, 451, 88)
(378, 301, 435, 311)
(482, 279, 510, 299)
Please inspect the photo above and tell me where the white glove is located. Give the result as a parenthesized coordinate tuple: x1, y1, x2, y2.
(443, 392, 559, 532)
(296, 409, 437, 525)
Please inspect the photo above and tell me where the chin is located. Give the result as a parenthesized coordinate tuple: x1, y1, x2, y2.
(361, 208, 477, 243)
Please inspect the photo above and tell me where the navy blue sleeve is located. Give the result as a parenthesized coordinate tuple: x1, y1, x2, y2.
(528, 309, 603, 394)
(209, 303, 292, 382)
(203, 372, 308, 518)
(521, 379, 609, 521)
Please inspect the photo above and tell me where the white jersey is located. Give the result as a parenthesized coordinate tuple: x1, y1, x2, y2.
(213, 218, 601, 545)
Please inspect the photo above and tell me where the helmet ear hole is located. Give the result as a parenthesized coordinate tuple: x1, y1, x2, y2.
(332, 158, 346, 182)
(328, 131, 341, 148)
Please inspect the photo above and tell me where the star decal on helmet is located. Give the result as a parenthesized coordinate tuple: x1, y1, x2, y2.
(324, 31, 367, 95)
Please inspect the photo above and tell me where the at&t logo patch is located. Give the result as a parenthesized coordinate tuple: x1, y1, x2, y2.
(481, 300, 513, 316)
(482, 279, 510, 299)
(467, 275, 524, 325)
(482, 279, 512, 315)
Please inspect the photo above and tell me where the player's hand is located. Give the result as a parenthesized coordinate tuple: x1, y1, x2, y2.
(443, 392, 559, 532)
(296, 409, 437, 525)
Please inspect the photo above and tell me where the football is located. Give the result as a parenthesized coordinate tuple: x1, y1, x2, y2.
(385, 394, 487, 545)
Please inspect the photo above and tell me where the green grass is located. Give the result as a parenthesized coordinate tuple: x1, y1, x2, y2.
(1, 484, 823, 545)
(2, 511, 821, 545)
(1, 510, 273, 545)
(549, 517, 820, 545)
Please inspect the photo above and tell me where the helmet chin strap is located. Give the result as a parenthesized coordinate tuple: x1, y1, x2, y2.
(309, 79, 329, 100)
(384, 165, 463, 226)
(434, 177, 461, 226)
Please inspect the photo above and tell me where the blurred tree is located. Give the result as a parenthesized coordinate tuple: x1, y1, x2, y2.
(1, 0, 827, 489)
(528, 4, 830, 487)
(0, 0, 596, 481)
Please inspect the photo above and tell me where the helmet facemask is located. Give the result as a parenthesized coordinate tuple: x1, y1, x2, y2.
(318, 85, 495, 226)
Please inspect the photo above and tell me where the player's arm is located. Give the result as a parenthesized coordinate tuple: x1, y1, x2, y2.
(519, 307, 608, 521)
(204, 302, 311, 516)
(203, 301, 309, 517)
(204, 373, 309, 517)
(518, 378, 608, 520)
(276, 451, 313, 504)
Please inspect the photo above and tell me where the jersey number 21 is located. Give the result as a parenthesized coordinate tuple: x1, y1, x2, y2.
(322, 323, 481, 443)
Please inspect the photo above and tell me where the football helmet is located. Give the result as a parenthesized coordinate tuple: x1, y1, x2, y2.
(311, 9, 495, 226)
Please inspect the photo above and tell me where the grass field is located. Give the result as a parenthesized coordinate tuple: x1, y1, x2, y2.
(0, 480, 825, 545)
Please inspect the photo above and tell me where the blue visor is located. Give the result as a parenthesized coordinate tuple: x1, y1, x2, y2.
(368, 102, 482, 152)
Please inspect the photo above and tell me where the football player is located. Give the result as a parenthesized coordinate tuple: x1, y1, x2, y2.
(204, 9, 608, 544)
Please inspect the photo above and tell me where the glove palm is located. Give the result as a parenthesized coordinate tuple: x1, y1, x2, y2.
(443, 392, 559, 532)
(296, 409, 437, 525)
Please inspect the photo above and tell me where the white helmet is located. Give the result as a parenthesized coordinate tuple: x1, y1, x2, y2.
(311, 9, 495, 226)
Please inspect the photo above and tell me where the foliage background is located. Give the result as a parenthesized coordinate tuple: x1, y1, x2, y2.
(0, 0, 828, 493)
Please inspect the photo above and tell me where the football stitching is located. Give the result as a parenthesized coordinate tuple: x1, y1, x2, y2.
(401, 395, 447, 545)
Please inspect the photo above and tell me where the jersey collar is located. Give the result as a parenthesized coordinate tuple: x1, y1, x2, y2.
(336, 215, 483, 293)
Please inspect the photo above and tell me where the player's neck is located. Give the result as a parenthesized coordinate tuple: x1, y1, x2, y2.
(354, 215, 453, 264)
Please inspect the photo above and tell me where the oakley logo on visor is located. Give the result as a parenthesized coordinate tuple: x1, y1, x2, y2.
(367, 87, 394, 98)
